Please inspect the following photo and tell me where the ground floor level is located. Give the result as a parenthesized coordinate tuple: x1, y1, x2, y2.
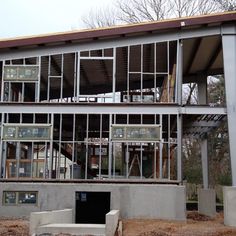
(0, 182, 185, 221)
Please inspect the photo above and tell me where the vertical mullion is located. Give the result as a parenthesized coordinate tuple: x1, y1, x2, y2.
(99, 114, 102, 179)
(127, 46, 130, 102)
(9, 82, 12, 102)
(58, 114, 62, 179)
(31, 114, 35, 179)
(1, 61, 5, 102)
(37, 56, 41, 102)
(43, 141, 47, 179)
(167, 41, 170, 103)
(140, 143, 143, 179)
(112, 48, 116, 102)
(73, 53, 77, 101)
(108, 114, 112, 178)
(61, 54, 64, 100)
(47, 56, 51, 101)
(77, 52, 80, 101)
(30, 142, 34, 179)
(2, 114, 7, 178)
(141, 44, 143, 103)
(154, 114, 157, 179)
(22, 82, 25, 102)
(85, 114, 89, 179)
(140, 114, 143, 178)
(159, 114, 163, 179)
(113, 115, 116, 178)
(0, 113, 4, 178)
(154, 43, 157, 103)
(49, 114, 54, 179)
(168, 114, 171, 179)
(72, 114, 76, 179)
(126, 114, 129, 178)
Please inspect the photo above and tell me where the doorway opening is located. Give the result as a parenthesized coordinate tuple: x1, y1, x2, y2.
(75, 191, 110, 224)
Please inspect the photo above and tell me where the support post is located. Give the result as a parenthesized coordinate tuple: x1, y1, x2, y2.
(176, 40, 183, 182)
(222, 26, 236, 227)
(222, 27, 236, 186)
(201, 138, 209, 189)
(177, 114, 182, 182)
(198, 75, 209, 189)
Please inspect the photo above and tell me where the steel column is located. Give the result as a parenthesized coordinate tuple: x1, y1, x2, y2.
(201, 138, 209, 189)
(177, 114, 183, 182)
(222, 28, 236, 186)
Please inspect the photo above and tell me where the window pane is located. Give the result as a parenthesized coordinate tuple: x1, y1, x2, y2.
(18, 127, 50, 140)
(4, 66, 39, 81)
(3, 192, 16, 204)
(3, 126, 17, 139)
(18, 192, 37, 204)
(112, 126, 125, 140)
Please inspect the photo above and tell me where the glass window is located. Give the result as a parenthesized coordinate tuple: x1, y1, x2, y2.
(112, 125, 161, 141)
(3, 191, 38, 205)
(18, 192, 37, 205)
(18, 127, 50, 140)
(4, 66, 39, 81)
(112, 126, 125, 140)
(3, 125, 51, 141)
(3, 192, 17, 204)
(3, 126, 17, 140)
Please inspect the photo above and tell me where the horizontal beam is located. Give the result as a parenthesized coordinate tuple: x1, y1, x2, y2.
(0, 103, 226, 115)
(181, 106, 226, 115)
(0, 26, 222, 61)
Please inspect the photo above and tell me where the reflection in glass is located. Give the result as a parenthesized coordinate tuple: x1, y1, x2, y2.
(3, 126, 17, 139)
(18, 192, 37, 204)
(112, 127, 125, 139)
(3, 192, 16, 204)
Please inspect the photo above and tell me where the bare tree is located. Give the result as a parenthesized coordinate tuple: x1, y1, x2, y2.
(115, 0, 171, 23)
(214, 0, 236, 11)
(82, 7, 117, 28)
(81, 0, 236, 28)
(171, 0, 219, 17)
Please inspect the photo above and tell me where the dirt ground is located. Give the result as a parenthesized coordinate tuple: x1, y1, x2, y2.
(122, 212, 236, 236)
(1, 212, 236, 236)
(0, 217, 29, 236)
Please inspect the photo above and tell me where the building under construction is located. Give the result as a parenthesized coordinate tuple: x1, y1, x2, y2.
(0, 11, 236, 225)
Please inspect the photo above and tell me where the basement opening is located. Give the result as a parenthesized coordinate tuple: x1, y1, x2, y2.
(75, 191, 111, 224)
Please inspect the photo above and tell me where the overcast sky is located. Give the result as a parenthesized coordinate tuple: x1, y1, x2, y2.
(0, 0, 115, 39)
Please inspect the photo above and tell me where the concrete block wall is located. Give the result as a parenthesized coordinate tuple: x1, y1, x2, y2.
(0, 182, 186, 221)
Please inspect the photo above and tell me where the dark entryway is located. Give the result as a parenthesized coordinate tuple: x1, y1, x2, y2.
(75, 191, 111, 224)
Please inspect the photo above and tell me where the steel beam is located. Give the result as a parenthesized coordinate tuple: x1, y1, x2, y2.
(0, 103, 226, 115)
(0, 26, 222, 61)
(181, 106, 226, 115)
(222, 25, 236, 186)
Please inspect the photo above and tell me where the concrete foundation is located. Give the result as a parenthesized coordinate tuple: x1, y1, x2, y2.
(198, 188, 216, 217)
(224, 186, 236, 227)
(30, 209, 73, 235)
(37, 223, 106, 235)
(106, 210, 119, 236)
(0, 182, 186, 221)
